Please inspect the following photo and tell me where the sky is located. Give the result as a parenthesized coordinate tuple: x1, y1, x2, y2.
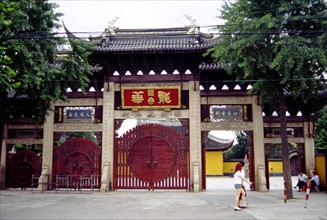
(50, 0, 226, 36)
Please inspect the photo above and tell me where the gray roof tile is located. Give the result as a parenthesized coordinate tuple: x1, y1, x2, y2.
(91, 28, 219, 53)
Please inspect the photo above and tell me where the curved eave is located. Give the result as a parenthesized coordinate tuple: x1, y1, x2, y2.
(206, 135, 235, 151)
(62, 21, 79, 40)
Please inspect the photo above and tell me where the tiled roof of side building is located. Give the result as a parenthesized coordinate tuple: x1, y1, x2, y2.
(50, 59, 103, 73)
(206, 135, 234, 150)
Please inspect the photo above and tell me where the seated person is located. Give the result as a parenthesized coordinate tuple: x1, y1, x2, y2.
(307, 171, 320, 192)
(294, 171, 307, 192)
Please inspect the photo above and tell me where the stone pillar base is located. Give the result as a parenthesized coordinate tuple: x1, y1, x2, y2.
(257, 165, 267, 191)
(193, 162, 200, 192)
(101, 162, 110, 192)
(37, 166, 50, 192)
(0, 166, 5, 190)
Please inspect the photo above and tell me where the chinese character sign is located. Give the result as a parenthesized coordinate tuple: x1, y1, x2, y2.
(63, 107, 95, 123)
(209, 105, 243, 121)
(122, 86, 181, 109)
(67, 109, 93, 119)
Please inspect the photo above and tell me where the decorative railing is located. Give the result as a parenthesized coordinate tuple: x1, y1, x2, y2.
(31, 174, 101, 193)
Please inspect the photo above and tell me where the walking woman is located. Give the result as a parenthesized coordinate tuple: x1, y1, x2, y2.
(234, 162, 252, 211)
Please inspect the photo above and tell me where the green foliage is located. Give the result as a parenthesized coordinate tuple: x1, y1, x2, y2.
(67, 132, 98, 145)
(0, 0, 94, 123)
(224, 144, 245, 160)
(12, 143, 41, 153)
(0, 45, 19, 91)
(13, 143, 24, 151)
(31, 144, 41, 153)
(315, 107, 327, 149)
(267, 144, 283, 159)
(0, 1, 20, 92)
(206, 0, 327, 108)
(55, 132, 99, 147)
(224, 131, 248, 160)
(61, 39, 95, 92)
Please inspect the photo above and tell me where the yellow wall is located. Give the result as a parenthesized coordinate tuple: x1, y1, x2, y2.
(205, 151, 223, 175)
(206, 154, 283, 176)
(205, 151, 239, 176)
(221, 162, 283, 176)
(268, 161, 283, 174)
(223, 161, 238, 175)
(206, 152, 325, 186)
(315, 155, 326, 190)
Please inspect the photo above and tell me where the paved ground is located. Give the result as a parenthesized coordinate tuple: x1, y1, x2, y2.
(1, 176, 326, 220)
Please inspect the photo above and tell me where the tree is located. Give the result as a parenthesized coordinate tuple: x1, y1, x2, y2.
(55, 132, 99, 146)
(0, 1, 20, 92)
(315, 107, 327, 149)
(224, 145, 244, 160)
(224, 131, 249, 160)
(207, 0, 327, 199)
(0, 0, 94, 149)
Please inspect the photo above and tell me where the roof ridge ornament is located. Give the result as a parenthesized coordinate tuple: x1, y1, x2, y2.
(184, 14, 199, 34)
(62, 20, 78, 39)
(104, 16, 119, 36)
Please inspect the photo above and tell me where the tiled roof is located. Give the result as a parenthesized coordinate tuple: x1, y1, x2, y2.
(199, 62, 226, 70)
(51, 58, 103, 73)
(91, 27, 220, 53)
(206, 135, 234, 150)
(205, 132, 235, 150)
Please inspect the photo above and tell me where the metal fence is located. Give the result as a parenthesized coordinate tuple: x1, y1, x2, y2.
(31, 174, 101, 193)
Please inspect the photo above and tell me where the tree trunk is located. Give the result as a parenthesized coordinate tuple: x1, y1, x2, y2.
(278, 88, 293, 199)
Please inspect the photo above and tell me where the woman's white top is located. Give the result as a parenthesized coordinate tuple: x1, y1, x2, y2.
(234, 170, 243, 184)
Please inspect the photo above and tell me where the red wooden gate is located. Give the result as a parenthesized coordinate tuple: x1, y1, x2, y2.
(53, 138, 101, 189)
(6, 150, 41, 189)
(114, 124, 189, 190)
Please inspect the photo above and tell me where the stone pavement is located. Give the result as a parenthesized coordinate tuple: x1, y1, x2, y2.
(1, 176, 326, 220)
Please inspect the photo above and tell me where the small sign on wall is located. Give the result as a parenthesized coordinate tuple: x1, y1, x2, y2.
(210, 105, 243, 122)
(63, 107, 95, 123)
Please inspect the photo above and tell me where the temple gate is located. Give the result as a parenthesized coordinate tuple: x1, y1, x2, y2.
(1, 23, 324, 192)
(113, 124, 189, 190)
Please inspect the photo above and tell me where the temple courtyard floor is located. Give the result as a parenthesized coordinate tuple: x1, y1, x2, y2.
(1, 176, 326, 220)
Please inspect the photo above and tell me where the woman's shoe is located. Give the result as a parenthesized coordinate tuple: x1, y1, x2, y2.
(234, 206, 241, 211)
(240, 204, 247, 208)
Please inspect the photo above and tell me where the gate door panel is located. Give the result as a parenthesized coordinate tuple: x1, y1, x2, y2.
(114, 124, 189, 190)
(6, 150, 41, 189)
(53, 138, 101, 189)
(129, 136, 174, 183)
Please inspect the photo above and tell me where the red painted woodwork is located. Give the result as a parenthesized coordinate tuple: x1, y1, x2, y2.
(6, 150, 41, 189)
(249, 145, 255, 191)
(114, 123, 189, 190)
(201, 144, 207, 191)
(129, 136, 174, 183)
(53, 138, 101, 189)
